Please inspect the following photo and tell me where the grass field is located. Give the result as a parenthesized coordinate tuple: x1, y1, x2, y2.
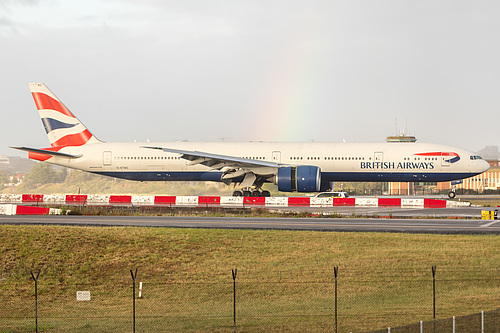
(1, 225, 499, 332)
(468, 197, 500, 207)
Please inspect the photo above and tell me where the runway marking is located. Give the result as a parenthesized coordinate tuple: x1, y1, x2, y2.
(80, 218, 494, 230)
(481, 220, 500, 227)
(205, 221, 451, 227)
(4, 216, 498, 231)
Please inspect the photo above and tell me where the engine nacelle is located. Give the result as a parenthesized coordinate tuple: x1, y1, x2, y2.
(276, 166, 321, 192)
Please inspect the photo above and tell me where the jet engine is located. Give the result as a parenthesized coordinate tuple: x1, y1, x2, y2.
(276, 166, 321, 192)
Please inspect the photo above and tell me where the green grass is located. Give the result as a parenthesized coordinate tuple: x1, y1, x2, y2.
(468, 198, 500, 207)
(0, 225, 499, 332)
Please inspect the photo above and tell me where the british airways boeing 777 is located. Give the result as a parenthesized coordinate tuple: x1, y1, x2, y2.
(12, 83, 490, 197)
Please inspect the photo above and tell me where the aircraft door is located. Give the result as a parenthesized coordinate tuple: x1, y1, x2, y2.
(272, 151, 281, 163)
(374, 152, 383, 162)
(103, 151, 112, 166)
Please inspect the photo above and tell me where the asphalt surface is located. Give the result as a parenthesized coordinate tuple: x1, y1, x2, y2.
(1, 209, 499, 234)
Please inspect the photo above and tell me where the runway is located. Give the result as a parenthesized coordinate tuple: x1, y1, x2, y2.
(1, 213, 499, 234)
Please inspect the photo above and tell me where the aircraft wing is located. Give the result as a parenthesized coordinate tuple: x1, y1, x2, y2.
(142, 146, 280, 169)
(142, 146, 280, 187)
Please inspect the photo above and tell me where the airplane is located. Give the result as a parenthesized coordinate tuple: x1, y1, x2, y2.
(12, 83, 490, 197)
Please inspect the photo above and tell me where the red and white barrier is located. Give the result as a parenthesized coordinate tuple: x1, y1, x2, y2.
(0, 194, 469, 212)
(0, 204, 61, 215)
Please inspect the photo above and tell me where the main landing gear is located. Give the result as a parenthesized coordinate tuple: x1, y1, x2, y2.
(448, 189, 456, 199)
(232, 188, 271, 197)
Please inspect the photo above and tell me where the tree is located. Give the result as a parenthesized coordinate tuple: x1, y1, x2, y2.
(0, 170, 9, 190)
(22, 163, 66, 187)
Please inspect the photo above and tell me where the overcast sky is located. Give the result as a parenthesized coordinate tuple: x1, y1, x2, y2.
(1, 0, 499, 157)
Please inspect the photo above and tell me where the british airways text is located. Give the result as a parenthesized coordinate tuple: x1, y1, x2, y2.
(360, 162, 435, 170)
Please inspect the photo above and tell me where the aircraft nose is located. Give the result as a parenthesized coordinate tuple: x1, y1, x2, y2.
(481, 160, 490, 172)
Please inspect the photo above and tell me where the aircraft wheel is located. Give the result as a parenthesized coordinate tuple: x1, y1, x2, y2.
(448, 191, 456, 199)
(251, 190, 262, 197)
(242, 190, 252, 197)
(233, 190, 243, 197)
(261, 190, 271, 197)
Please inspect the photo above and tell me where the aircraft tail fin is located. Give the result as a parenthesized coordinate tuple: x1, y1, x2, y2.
(29, 83, 102, 147)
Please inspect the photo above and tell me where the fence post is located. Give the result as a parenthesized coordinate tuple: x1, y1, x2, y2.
(432, 265, 436, 333)
(30, 269, 41, 333)
(334, 266, 339, 333)
(130, 268, 138, 333)
(481, 310, 484, 333)
(232, 268, 237, 333)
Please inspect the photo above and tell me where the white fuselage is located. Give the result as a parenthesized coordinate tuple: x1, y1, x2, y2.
(43, 141, 489, 184)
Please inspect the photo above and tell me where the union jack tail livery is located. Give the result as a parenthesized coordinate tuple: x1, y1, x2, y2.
(29, 83, 101, 147)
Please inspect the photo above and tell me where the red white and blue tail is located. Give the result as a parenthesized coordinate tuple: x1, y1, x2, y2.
(29, 83, 101, 147)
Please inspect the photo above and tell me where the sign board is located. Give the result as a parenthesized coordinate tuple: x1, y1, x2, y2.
(481, 210, 494, 220)
(76, 291, 91, 301)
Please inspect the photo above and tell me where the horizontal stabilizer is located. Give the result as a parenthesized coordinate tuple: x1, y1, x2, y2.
(10, 146, 82, 159)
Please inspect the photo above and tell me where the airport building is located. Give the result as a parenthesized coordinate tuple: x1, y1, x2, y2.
(0, 156, 9, 168)
(0, 156, 35, 173)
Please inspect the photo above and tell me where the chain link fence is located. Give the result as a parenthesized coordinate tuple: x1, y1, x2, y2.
(371, 309, 500, 333)
(1, 264, 499, 332)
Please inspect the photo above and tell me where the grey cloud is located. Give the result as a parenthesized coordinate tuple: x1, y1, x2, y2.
(0, 15, 18, 33)
(0, 0, 42, 8)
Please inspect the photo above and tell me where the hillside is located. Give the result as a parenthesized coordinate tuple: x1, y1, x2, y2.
(0, 163, 274, 196)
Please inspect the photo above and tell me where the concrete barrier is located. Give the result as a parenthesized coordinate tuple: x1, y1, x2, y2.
(0, 194, 469, 213)
(0, 204, 61, 215)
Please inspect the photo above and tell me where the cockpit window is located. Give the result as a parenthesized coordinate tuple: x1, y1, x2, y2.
(470, 155, 483, 160)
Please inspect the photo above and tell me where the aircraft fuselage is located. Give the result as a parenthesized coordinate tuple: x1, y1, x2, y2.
(40, 141, 488, 183)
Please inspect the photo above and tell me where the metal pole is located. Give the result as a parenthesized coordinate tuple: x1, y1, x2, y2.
(30, 270, 41, 333)
(334, 266, 338, 333)
(232, 268, 237, 333)
(432, 265, 436, 333)
(130, 268, 138, 333)
(481, 310, 484, 333)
